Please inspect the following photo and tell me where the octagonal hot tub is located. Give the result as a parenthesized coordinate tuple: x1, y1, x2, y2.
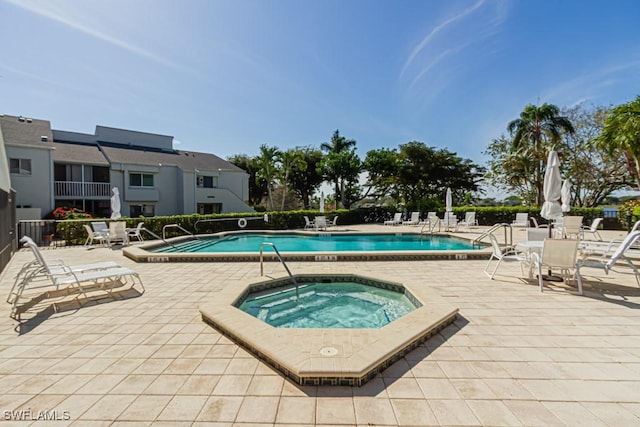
(200, 274, 458, 386)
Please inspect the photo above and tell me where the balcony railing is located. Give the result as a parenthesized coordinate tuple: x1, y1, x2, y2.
(54, 181, 111, 198)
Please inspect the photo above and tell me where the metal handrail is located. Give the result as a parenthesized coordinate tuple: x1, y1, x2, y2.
(259, 242, 299, 299)
(472, 223, 513, 248)
(162, 223, 199, 240)
(139, 227, 177, 249)
(420, 217, 441, 234)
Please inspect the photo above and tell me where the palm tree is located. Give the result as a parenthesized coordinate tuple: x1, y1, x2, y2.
(255, 144, 281, 210)
(595, 95, 640, 189)
(507, 103, 575, 205)
(279, 149, 307, 210)
(320, 130, 357, 207)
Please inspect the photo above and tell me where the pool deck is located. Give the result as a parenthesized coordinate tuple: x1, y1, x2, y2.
(1, 224, 640, 425)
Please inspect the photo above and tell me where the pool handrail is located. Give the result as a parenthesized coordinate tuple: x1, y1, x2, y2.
(162, 223, 199, 240)
(472, 223, 513, 248)
(259, 242, 299, 299)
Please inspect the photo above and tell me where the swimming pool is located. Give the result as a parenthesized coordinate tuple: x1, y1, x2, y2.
(152, 232, 478, 253)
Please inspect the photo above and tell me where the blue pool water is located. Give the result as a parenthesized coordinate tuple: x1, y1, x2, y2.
(153, 233, 477, 253)
(237, 282, 417, 328)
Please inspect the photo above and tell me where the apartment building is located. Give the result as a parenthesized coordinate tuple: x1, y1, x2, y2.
(0, 114, 253, 219)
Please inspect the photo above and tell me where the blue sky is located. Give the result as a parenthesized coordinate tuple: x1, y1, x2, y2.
(2, 0, 640, 175)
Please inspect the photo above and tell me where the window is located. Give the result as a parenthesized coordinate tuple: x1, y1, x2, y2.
(130, 204, 155, 217)
(10, 158, 32, 175)
(129, 173, 154, 187)
(197, 175, 217, 188)
(198, 203, 222, 214)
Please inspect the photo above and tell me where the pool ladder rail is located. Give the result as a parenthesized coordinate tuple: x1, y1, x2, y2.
(259, 242, 300, 300)
(471, 223, 513, 248)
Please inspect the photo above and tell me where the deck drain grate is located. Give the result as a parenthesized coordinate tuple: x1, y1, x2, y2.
(320, 346, 338, 356)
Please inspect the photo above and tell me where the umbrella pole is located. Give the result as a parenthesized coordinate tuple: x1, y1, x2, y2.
(541, 222, 563, 282)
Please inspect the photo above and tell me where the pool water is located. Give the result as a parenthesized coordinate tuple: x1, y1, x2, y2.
(237, 281, 417, 328)
(153, 232, 477, 253)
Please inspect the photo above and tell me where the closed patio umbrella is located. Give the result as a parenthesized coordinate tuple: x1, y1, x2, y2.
(541, 150, 563, 281)
(319, 191, 325, 213)
(110, 187, 121, 220)
(445, 187, 452, 213)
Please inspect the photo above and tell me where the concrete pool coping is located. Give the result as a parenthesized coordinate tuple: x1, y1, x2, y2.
(123, 229, 492, 262)
(199, 273, 459, 386)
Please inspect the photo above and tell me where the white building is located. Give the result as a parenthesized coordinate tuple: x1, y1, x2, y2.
(0, 114, 253, 219)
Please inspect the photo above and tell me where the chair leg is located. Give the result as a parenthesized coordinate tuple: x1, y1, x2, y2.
(483, 256, 495, 278)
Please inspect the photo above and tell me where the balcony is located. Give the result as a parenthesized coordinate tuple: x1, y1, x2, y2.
(54, 181, 111, 199)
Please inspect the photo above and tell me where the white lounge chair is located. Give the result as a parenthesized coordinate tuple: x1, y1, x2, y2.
(484, 234, 527, 279)
(315, 216, 327, 231)
(403, 212, 420, 226)
(8, 236, 144, 319)
(443, 212, 458, 231)
(83, 224, 107, 247)
(458, 212, 477, 231)
(531, 238, 583, 295)
(511, 213, 529, 228)
(580, 231, 640, 286)
(580, 218, 603, 241)
(327, 216, 338, 227)
(384, 213, 402, 226)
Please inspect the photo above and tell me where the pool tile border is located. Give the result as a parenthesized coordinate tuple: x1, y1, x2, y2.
(199, 274, 458, 386)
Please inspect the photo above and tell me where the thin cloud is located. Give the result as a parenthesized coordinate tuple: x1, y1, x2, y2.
(541, 60, 640, 106)
(400, 0, 486, 79)
(6, 0, 187, 73)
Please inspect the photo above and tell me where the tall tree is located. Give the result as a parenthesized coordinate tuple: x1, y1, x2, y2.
(507, 103, 575, 205)
(288, 147, 325, 209)
(562, 104, 633, 207)
(364, 142, 483, 211)
(255, 144, 281, 211)
(279, 148, 307, 210)
(595, 95, 640, 189)
(320, 130, 358, 207)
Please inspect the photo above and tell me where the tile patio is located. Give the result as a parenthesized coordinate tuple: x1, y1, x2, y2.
(1, 225, 639, 426)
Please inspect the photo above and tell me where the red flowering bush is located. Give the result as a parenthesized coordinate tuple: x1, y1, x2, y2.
(50, 207, 93, 220)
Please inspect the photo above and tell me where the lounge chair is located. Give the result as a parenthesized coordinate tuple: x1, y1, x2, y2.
(127, 222, 145, 243)
(458, 212, 477, 231)
(531, 238, 583, 295)
(384, 213, 402, 226)
(529, 217, 548, 228)
(483, 234, 527, 279)
(8, 236, 144, 319)
(327, 216, 338, 227)
(402, 212, 420, 226)
(580, 218, 603, 241)
(91, 221, 109, 238)
(315, 216, 327, 231)
(579, 231, 640, 286)
(511, 213, 529, 228)
(83, 224, 107, 247)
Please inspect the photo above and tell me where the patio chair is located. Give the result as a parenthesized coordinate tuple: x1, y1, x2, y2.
(580, 218, 603, 241)
(458, 212, 477, 231)
(527, 228, 550, 242)
(579, 231, 640, 286)
(327, 216, 338, 227)
(127, 222, 145, 242)
(8, 237, 144, 318)
(484, 234, 527, 279)
(511, 213, 529, 228)
(531, 238, 583, 295)
(107, 221, 129, 246)
(529, 217, 548, 228)
(303, 216, 315, 230)
(443, 212, 458, 231)
(384, 212, 402, 226)
(91, 221, 109, 238)
(315, 216, 327, 231)
(83, 224, 107, 247)
(555, 215, 583, 239)
(403, 211, 420, 226)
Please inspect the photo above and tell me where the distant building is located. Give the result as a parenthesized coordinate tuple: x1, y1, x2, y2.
(0, 114, 253, 219)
